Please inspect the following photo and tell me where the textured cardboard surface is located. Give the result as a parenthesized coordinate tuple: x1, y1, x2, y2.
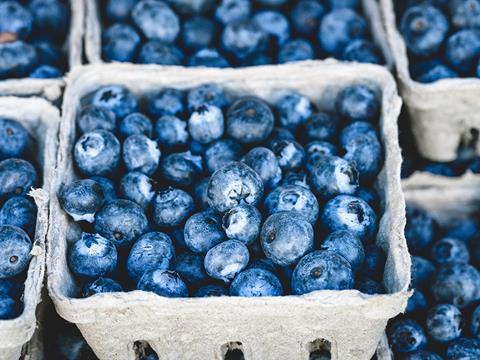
(380, 0, 480, 162)
(47, 61, 409, 360)
(0, 97, 59, 360)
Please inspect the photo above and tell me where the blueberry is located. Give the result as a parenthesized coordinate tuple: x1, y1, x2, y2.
(194, 284, 228, 297)
(204, 239, 249, 282)
(221, 20, 267, 62)
(361, 243, 386, 280)
(102, 23, 141, 63)
(147, 88, 184, 118)
(74, 130, 121, 177)
(91, 85, 138, 120)
(253, 10, 290, 46)
(77, 106, 116, 135)
(336, 84, 380, 122)
(0, 2, 33, 40)
(0, 117, 31, 160)
(29, 0, 69, 43)
(184, 210, 226, 253)
(308, 155, 359, 199)
(0, 277, 23, 299)
(450, 0, 480, 29)
(58, 179, 104, 223)
(119, 112, 153, 139)
(445, 218, 479, 243)
(68, 233, 117, 280)
(137, 269, 188, 297)
(137, 41, 184, 65)
(152, 187, 194, 228)
(355, 187, 379, 208)
(471, 304, 480, 338)
(0, 295, 19, 319)
(188, 105, 224, 144)
(277, 39, 315, 63)
(215, 0, 250, 25)
(207, 162, 264, 213)
(0, 225, 31, 279)
(193, 178, 210, 210)
(90, 176, 116, 203)
(94, 199, 148, 248)
(256, 0, 287, 6)
(187, 83, 230, 113)
(188, 48, 231, 68)
(167, 0, 215, 15)
(29, 65, 61, 79)
(281, 171, 309, 189)
(417, 64, 458, 83)
(34, 41, 63, 68)
(355, 277, 385, 294)
(272, 140, 306, 171)
(405, 205, 437, 253)
(445, 30, 480, 75)
(119, 172, 155, 209)
(132, 0, 179, 42)
(174, 252, 209, 288)
(406, 288, 428, 313)
(301, 112, 339, 142)
(340, 121, 378, 145)
(222, 204, 261, 245)
(266, 127, 295, 149)
(154, 115, 188, 149)
(327, 0, 360, 8)
(387, 319, 427, 353)
(167, 226, 187, 251)
(230, 268, 283, 296)
(205, 139, 241, 174)
(431, 237, 470, 265)
(105, 0, 137, 22)
(320, 230, 364, 273)
(0, 41, 38, 79)
(0, 159, 38, 200)
(291, 250, 354, 294)
(242, 147, 282, 190)
(81, 277, 123, 297)
(426, 304, 463, 343)
(446, 338, 480, 360)
(160, 151, 203, 187)
(291, 0, 325, 36)
(402, 351, 442, 360)
(127, 232, 175, 283)
(123, 135, 160, 176)
(306, 140, 338, 158)
(411, 255, 436, 288)
(181, 16, 215, 50)
(319, 9, 368, 57)
(275, 91, 314, 131)
(342, 39, 383, 64)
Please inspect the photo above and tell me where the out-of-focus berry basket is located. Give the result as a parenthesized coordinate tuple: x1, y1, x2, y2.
(0, 97, 59, 360)
(47, 61, 409, 360)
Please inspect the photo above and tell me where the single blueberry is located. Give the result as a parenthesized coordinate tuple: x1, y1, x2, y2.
(184, 210, 226, 253)
(275, 91, 314, 131)
(406, 288, 428, 313)
(188, 105, 224, 144)
(137, 269, 188, 297)
(205, 139, 242, 174)
(417, 64, 458, 83)
(0, 117, 31, 160)
(81, 277, 123, 297)
(194, 284, 228, 297)
(426, 304, 463, 343)
(277, 39, 315, 63)
(102, 23, 141, 63)
(90, 176, 116, 203)
(119, 172, 155, 209)
(58, 179, 104, 223)
(301, 112, 339, 142)
(68, 232, 117, 280)
(167, 226, 187, 251)
(306, 140, 338, 159)
(222, 204, 261, 245)
(355, 187, 379, 208)
(291, 250, 354, 294)
(387, 319, 427, 353)
(77, 106, 116, 135)
(147, 88, 184, 118)
(342, 39, 383, 64)
(405, 205, 437, 253)
(160, 151, 203, 187)
(204, 239, 249, 282)
(132, 0, 180, 42)
(119, 112, 153, 139)
(29, 0, 70, 43)
(0, 41, 38, 79)
(193, 178, 210, 210)
(450, 0, 480, 29)
(167, 0, 214, 15)
(137, 41, 184, 65)
(402, 351, 442, 360)
(445, 29, 480, 75)
(320, 230, 365, 273)
(154, 115, 188, 149)
(256, 0, 287, 6)
(230, 268, 283, 296)
(355, 277, 385, 295)
(152, 187, 194, 228)
(123, 135, 160, 176)
(360, 243, 386, 280)
(272, 140, 306, 171)
(91, 85, 138, 120)
(281, 171, 310, 189)
(253, 10, 290, 46)
(34, 41, 63, 68)
(446, 217, 479, 243)
(94, 199, 149, 248)
(446, 338, 480, 360)
(0, 225, 31, 279)
(0, 159, 38, 200)
(0, 295, 19, 319)
(174, 252, 209, 288)
(291, 0, 325, 36)
(0, 1, 33, 40)
(327, 0, 359, 8)
(187, 83, 230, 113)
(181, 16, 215, 50)
(188, 48, 231, 68)
(241, 147, 282, 190)
(336, 84, 380, 122)
(215, 0, 250, 25)
(0, 277, 23, 299)
(471, 304, 480, 338)
(105, 0, 137, 22)
(29, 65, 61, 79)
(432, 237, 470, 265)
(207, 162, 264, 213)
(221, 20, 267, 62)
(411, 255, 436, 288)
(266, 127, 295, 149)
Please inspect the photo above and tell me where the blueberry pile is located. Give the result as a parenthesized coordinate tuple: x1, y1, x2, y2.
(0, 118, 39, 319)
(60, 82, 388, 299)
(100, 0, 384, 67)
(0, 0, 70, 80)
(397, 0, 480, 83)
(387, 205, 480, 359)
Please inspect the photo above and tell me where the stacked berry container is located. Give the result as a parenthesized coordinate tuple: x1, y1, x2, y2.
(0, 97, 59, 360)
(47, 61, 409, 360)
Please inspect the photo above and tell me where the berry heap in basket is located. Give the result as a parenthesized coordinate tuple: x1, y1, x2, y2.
(101, 0, 384, 67)
(0, 0, 70, 80)
(0, 119, 39, 319)
(397, 0, 480, 83)
(387, 206, 480, 359)
(59, 82, 388, 298)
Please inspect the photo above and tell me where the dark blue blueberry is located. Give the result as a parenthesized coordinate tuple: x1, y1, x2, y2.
(291, 250, 354, 294)
(405, 205, 437, 253)
(387, 319, 427, 353)
(446, 338, 480, 360)
(320, 230, 364, 273)
(0, 225, 31, 278)
(0, 2, 32, 40)
(301, 112, 338, 142)
(181, 16, 215, 50)
(147, 88, 184, 118)
(260, 211, 314, 266)
(184, 210, 226, 253)
(77, 106, 116, 135)
(400, 5, 449, 57)
(29, 65, 61, 79)
(0, 41, 38, 79)
(0, 117, 31, 160)
(204, 239, 249, 282)
(242, 147, 282, 190)
(137, 41, 184, 65)
(432, 237, 470, 265)
(174, 252, 209, 288)
(306, 140, 338, 159)
(119, 112, 152, 139)
(94, 199, 148, 248)
(403, 351, 442, 360)
(355, 187, 379, 208)
(120, 172, 155, 209)
(82, 277, 123, 297)
(0, 295, 19, 319)
(256, 0, 287, 6)
(277, 39, 315, 63)
(194, 284, 228, 297)
(230, 268, 283, 296)
(207, 162, 264, 213)
(243, 54, 272, 66)
(471, 304, 480, 339)
(266, 127, 295, 149)
(58, 179, 104, 223)
(127, 232, 175, 283)
(188, 105, 224, 144)
(91, 85, 138, 120)
(74, 130, 120, 177)
(340, 121, 378, 144)
(137, 269, 188, 297)
(450, 0, 480, 29)
(406, 288, 428, 313)
(160, 151, 203, 187)
(102, 23, 141, 62)
(319, 9, 368, 57)
(336, 84, 380, 122)
(205, 139, 241, 174)
(360, 243, 386, 280)
(445, 30, 480, 75)
(272, 140, 305, 171)
(167, 0, 215, 15)
(446, 217, 479, 243)
(308, 155, 359, 199)
(188, 48, 230, 68)
(253, 10, 290, 46)
(0, 277, 23, 299)
(123, 135, 160, 176)
(167, 226, 187, 251)
(431, 263, 480, 308)
(291, 0, 325, 36)
(342, 39, 383, 64)
(215, 0, 250, 25)
(222, 204, 261, 245)
(281, 171, 309, 189)
(29, 0, 69, 43)
(226, 97, 274, 144)
(275, 91, 314, 131)
(221, 20, 266, 62)
(132, 0, 179, 42)
(90, 176, 116, 203)
(187, 83, 230, 113)
(327, 0, 359, 8)
(418, 64, 458, 83)
(105, 0, 137, 22)
(426, 304, 463, 343)
(0, 159, 38, 200)
(411, 255, 436, 288)
(152, 187, 194, 228)
(193, 178, 210, 210)
(34, 41, 63, 68)
(155, 115, 188, 149)
(355, 277, 385, 294)
(68, 232, 117, 280)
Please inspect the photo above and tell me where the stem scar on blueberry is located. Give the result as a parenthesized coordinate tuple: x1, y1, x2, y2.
(6, 128, 13, 136)
(310, 267, 322, 278)
(100, 90, 116, 102)
(9, 255, 18, 264)
(114, 232, 123, 240)
(267, 231, 276, 244)
(246, 108, 256, 117)
(15, 187, 22, 195)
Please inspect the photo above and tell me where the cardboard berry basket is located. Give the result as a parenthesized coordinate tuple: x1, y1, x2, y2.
(0, 0, 84, 102)
(380, 0, 480, 162)
(84, 0, 394, 68)
(47, 61, 409, 360)
(0, 97, 59, 360)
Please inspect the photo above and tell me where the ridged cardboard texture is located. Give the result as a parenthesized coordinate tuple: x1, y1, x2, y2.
(380, 0, 480, 162)
(47, 61, 410, 360)
(0, 97, 59, 360)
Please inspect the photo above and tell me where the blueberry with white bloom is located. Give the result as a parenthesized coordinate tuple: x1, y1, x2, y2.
(147, 88, 184, 118)
(132, 0, 180, 42)
(184, 210, 226, 253)
(272, 140, 305, 171)
(123, 134, 161, 176)
(77, 106, 116, 135)
(275, 91, 314, 131)
(82, 277, 123, 297)
(0, 196, 36, 236)
(242, 147, 282, 190)
(155, 115, 189, 149)
(426, 304, 463, 343)
(91, 85, 138, 120)
(152, 187, 194, 228)
(0, 117, 31, 159)
(336, 84, 380, 123)
(119, 112, 153, 139)
(119, 172, 155, 209)
(204, 239, 249, 282)
(58, 179, 104, 223)
(0, 159, 38, 200)
(174, 252, 209, 288)
(230, 268, 283, 297)
(320, 230, 364, 273)
(187, 83, 230, 113)
(301, 112, 339, 142)
(90, 176, 117, 203)
(222, 204, 261, 245)
(137, 269, 188, 297)
(160, 151, 203, 187)
(195, 284, 228, 297)
(204, 139, 242, 174)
